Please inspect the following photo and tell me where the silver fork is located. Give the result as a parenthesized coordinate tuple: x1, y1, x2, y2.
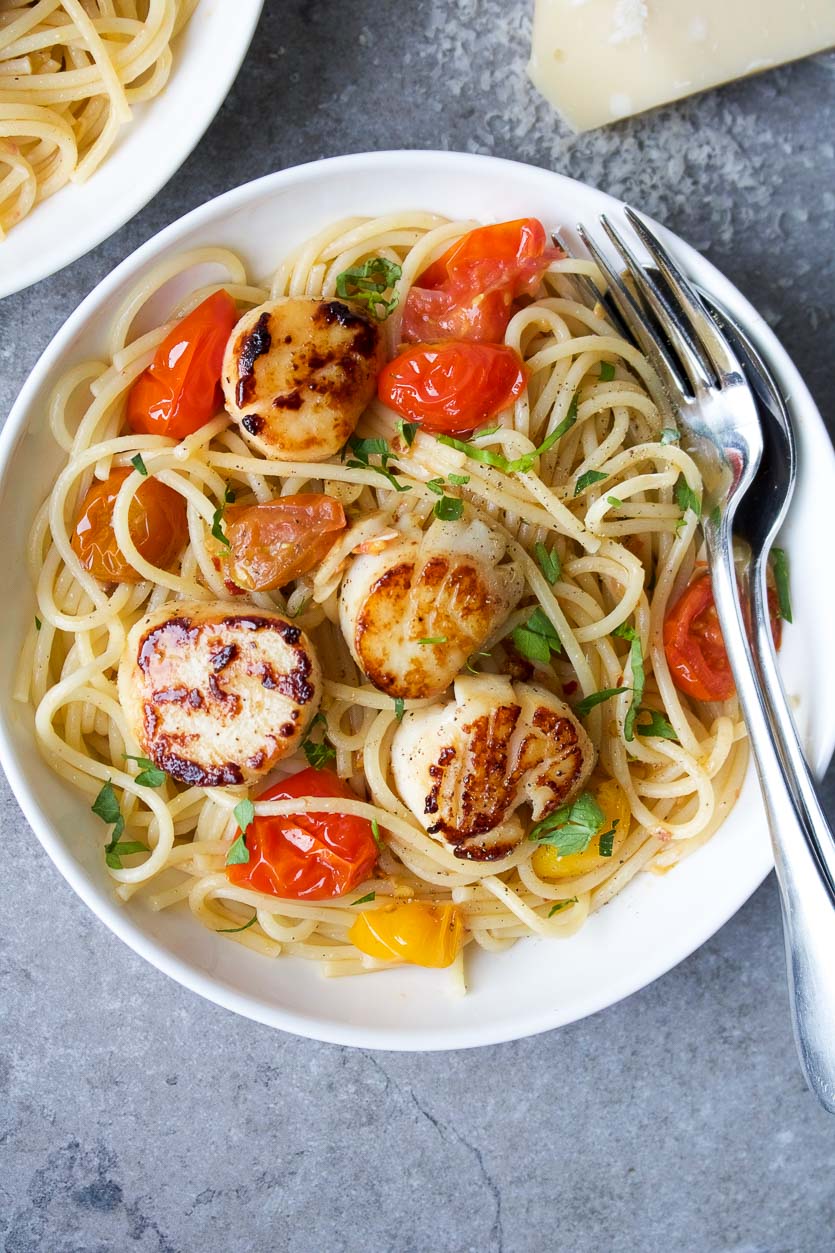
(566, 209, 835, 1112)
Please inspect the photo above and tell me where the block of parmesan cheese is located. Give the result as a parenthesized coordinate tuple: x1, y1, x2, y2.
(529, 0, 835, 132)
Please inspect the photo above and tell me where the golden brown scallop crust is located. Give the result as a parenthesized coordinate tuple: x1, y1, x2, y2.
(117, 601, 321, 787)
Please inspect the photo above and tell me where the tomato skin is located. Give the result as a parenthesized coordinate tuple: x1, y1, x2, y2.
(402, 218, 560, 343)
(226, 768, 378, 901)
(71, 466, 188, 583)
(378, 341, 526, 436)
(664, 574, 734, 702)
(222, 493, 346, 591)
(349, 901, 464, 967)
(127, 290, 237, 439)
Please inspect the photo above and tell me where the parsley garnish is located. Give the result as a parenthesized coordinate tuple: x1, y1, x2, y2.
(660, 428, 680, 445)
(301, 713, 335, 769)
(512, 607, 561, 665)
(674, 475, 701, 520)
(607, 495, 623, 508)
(448, 473, 470, 486)
(225, 484, 237, 504)
(287, 596, 310, 620)
(346, 435, 411, 493)
(599, 361, 616, 382)
(529, 791, 605, 856)
(535, 542, 560, 586)
(612, 624, 645, 741)
(105, 841, 149, 869)
(396, 419, 418, 447)
(434, 495, 464, 521)
(598, 827, 617, 857)
(771, 547, 792, 623)
(548, 897, 578, 916)
(465, 650, 491, 674)
(574, 686, 630, 716)
(226, 798, 255, 865)
(394, 697, 405, 722)
(211, 501, 230, 548)
(335, 257, 402, 320)
(353, 891, 376, 906)
(130, 453, 148, 477)
(425, 478, 444, 495)
(574, 469, 608, 496)
(371, 819, 385, 851)
(435, 397, 578, 477)
(34, 616, 42, 631)
(217, 912, 258, 933)
(635, 709, 679, 741)
(92, 779, 148, 868)
(123, 754, 165, 788)
(418, 636, 447, 645)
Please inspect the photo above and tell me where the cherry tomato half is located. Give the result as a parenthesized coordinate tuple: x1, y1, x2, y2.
(127, 289, 237, 439)
(222, 493, 346, 591)
(663, 572, 782, 703)
(402, 218, 560, 343)
(378, 341, 526, 436)
(71, 466, 188, 584)
(349, 901, 464, 968)
(226, 768, 378, 901)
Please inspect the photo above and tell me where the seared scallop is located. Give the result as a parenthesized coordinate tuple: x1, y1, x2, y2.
(221, 297, 384, 461)
(391, 674, 595, 860)
(118, 600, 322, 787)
(339, 515, 524, 700)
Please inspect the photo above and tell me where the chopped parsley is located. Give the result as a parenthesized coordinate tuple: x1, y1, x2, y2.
(512, 607, 561, 665)
(434, 495, 464, 521)
(635, 709, 679, 741)
(130, 453, 148, 477)
(574, 686, 630, 716)
(418, 636, 448, 645)
(225, 484, 237, 504)
(574, 469, 609, 496)
(771, 547, 792, 623)
(34, 616, 42, 631)
(529, 791, 606, 856)
(448, 473, 470, 486)
(353, 891, 376, 906)
(217, 912, 258, 933)
(436, 396, 578, 476)
(226, 798, 255, 866)
(346, 435, 411, 493)
(233, 798, 256, 833)
(335, 256, 402, 320)
(123, 754, 165, 788)
(599, 361, 616, 382)
(612, 623, 645, 742)
(534, 542, 560, 586)
(92, 779, 148, 868)
(607, 495, 623, 508)
(598, 829, 616, 858)
(396, 419, 418, 447)
(225, 834, 250, 866)
(548, 897, 578, 917)
(301, 714, 335, 769)
(674, 475, 701, 520)
(465, 650, 491, 674)
(660, 427, 680, 445)
(394, 697, 405, 722)
(211, 501, 230, 548)
(371, 819, 385, 852)
(105, 840, 148, 869)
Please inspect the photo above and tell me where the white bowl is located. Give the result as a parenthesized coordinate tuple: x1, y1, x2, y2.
(0, 0, 264, 298)
(2, 151, 834, 1050)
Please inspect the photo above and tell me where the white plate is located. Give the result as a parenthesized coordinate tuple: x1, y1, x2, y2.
(0, 0, 263, 299)
(2, 151, 834, 1050)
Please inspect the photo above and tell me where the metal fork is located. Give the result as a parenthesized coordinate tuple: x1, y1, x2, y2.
(566, 209, 835, 1112)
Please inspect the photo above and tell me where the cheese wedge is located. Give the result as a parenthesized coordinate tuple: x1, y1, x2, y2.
(529, 0, 835, 132)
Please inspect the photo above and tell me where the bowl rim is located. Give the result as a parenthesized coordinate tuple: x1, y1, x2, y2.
(0, 0, 265, 298)
(3, 149, 834, 1051)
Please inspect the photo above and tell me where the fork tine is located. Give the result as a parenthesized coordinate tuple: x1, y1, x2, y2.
(551, 229, 631, 337)
(575, 223, 687, 402)
(599, 213, 714, 394)
(623, 206, 746, 384)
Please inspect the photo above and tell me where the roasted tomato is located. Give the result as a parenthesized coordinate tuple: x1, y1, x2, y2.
(127, 289, 237, 439)
(378, 341, 526, 436)
(222, 493, 346, 591)
(402, 218, 560, 343)
(532, 779, 631, 881)
(226, 768, 378, 900)
(663, 572, 782, 702)
(71, 466, 188, 583)
(349, 901, 464, 967)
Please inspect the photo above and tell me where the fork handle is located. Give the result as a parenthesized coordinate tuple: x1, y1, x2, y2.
(709, 527, 835, 1113)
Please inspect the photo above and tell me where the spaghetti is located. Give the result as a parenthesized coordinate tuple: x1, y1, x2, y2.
(17, 212, 749, 987)
(0, 0, 197, 237)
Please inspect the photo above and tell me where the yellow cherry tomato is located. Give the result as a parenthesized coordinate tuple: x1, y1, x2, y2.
(532, 779, 631, 881)
(349, 901, 464, 968)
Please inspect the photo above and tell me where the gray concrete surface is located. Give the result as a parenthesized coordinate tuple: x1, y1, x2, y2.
(2, 3, 835, 1250)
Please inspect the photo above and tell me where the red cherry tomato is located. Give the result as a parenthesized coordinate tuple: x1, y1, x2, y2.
(222, 493, 346, 591)
(226, 768, 378, 901)
(663, 572, 782, 702)
(402, 218, 561, 343)
(71, 467, 188, 584)
(378, 341, 526, 436)
(127, 290, 237, 439)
